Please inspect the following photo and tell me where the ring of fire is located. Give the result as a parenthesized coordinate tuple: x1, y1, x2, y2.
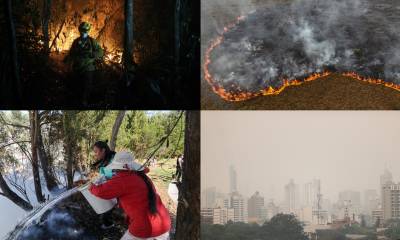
(204, 0, 400, 102)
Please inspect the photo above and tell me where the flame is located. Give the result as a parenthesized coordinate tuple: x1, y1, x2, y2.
(342, 72, 400, 92)
(43, 22, 124, 65)
(204, 15, 400, 102)
(104, 51, 123, 64)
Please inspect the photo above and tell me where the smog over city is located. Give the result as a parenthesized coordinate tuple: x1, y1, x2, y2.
(201, 111, 400, 204)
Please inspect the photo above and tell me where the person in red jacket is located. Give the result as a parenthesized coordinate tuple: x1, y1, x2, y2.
(89, 151, 171, 240)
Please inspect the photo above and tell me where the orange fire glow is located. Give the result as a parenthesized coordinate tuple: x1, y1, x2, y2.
(48, 23, 123, 65)
(204, 15, 400, 102)
(105, 51, 123, 64)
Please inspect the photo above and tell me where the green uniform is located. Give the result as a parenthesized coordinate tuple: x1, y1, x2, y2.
(65, 36, 103, 72)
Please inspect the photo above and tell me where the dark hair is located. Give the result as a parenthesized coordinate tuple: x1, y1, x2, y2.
(92, 140, 115, 167)
(93, 140, 110, 151)
(136, 171, 158, 214)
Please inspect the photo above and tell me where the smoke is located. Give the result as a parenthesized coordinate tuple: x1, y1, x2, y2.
(293, 19, 338, 67)
(16, 208, 91, 240)
(201, 0, 257, 35)
(208, 0, 400, 92)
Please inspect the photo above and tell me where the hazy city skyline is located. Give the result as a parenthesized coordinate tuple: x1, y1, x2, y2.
(201, 111, 400, 203)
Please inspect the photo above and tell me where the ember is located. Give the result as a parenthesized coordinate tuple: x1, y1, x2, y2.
(204, 0, 400, 102)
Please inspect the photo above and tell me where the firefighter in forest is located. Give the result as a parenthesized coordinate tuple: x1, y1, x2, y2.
(64, 22, 104, 105)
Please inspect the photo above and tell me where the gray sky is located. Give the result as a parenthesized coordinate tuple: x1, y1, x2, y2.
(201, 111, 400, 203)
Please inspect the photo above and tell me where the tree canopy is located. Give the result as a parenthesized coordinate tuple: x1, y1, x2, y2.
(0, 110, 184, 207)
(202, 214, 308, 240)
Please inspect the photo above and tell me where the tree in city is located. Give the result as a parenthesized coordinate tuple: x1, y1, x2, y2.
(201, 213, 308, 240)
(316, 230, 346, 240)
(361, 214, 367, 228)
(262, 214, 308, 240)
(384, 219, 400, 239)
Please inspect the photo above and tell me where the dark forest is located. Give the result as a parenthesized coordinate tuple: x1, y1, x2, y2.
(0, 0, 200, 109)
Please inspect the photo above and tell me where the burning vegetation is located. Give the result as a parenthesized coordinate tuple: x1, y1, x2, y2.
(204, 0, 400, 102)
(1, 0, 199, 108)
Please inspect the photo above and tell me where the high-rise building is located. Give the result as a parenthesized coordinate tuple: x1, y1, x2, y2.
(285, 179, 299, 213)
(363, 189, 379, 214)
(201, 187, 217, 208)
(336, 191, 361, 221)
(321, 198, 332, 213)
(298, 206, 313, 224)
(304, 182, 313, 207)
(338, 191, 361, 209)
(381, 182, 400, 220)
(201, 208, 215, 225)
(201, 207, 235, 225)
(372, 207, 383, 227)
(248, 191, 265, 222)
(215, 196, 230, 209)
(230, 191, 247, 223)
(266, 200, 279, 220)
(304, 179, 321, 208)
(380, 169, 393, 186)
(260, 206, 268, 221)
(230, 165, 237, 193)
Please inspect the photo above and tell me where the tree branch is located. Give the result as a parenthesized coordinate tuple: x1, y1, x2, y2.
(0, 114, 32, 161)
(4, 123, 29, 129)
(49, 20, 66, 51)
(140, 111, 184, 168)
(0, 114, 30, 129)
(0, 141, 30, 150)
(14, 141, 32, 161)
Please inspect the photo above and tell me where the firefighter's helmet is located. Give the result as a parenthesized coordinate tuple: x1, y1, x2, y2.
(78, 22, 91, 33)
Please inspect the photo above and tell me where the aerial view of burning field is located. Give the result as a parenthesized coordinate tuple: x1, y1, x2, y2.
(202, 0, 400, 109)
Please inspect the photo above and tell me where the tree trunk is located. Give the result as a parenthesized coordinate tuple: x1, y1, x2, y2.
(42, 0, 52, 54)
(65, 144, 73, 189)
(37, 127, 58, 191)
(110, 111, 126, 151)
(4, 0, 22, 102)
(63, 111, 77, 189)
(0, 172, 33, 211)
(174, 0, 181, 66)
(29, 111, 45, 203)
(175, 111, 200, 240)
(172, 0, 200, 105)
(123, 0, 134, 70)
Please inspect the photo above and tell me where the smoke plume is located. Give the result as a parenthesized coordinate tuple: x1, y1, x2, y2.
(208, 0, 400, 92)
